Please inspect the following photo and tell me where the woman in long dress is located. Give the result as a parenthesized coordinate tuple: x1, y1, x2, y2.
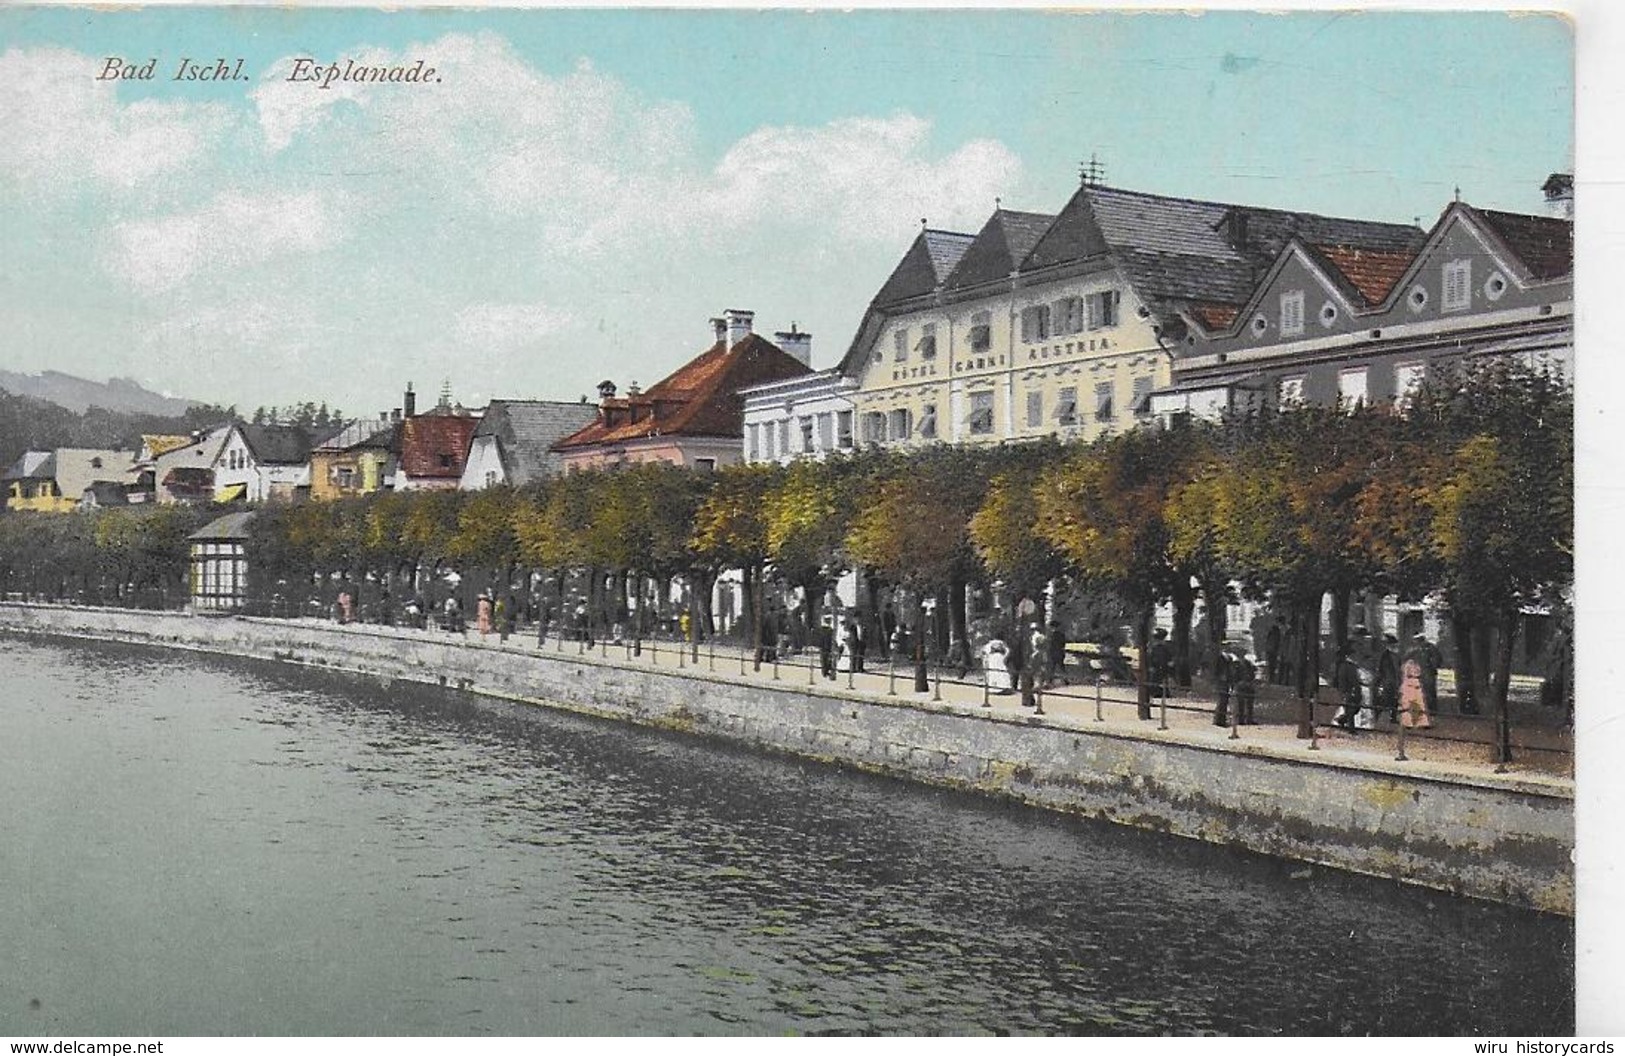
(983, 637, 1013, 694)
(836, 621, 857, 673)
(476, 593, 494, 636)
(1399, 656, 1434, 729)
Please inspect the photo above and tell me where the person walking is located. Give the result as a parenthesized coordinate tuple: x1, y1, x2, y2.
(1332, 647, 1363, 730)
(1148, 628, 1173, 697)
(816, 615, 836, 680)
(983, 636, 1013, 694)
(837, 619, 859, 674)
(1399, 654, 1434, 730)
(1233, 650, 1258, 725)
(1211, 642, 1233, 727)
(476, 592, 494, 637)
(1406, 634, 1442, 715)
(1375, 633, 1400, 722)
(1023, 625, 1048, 708)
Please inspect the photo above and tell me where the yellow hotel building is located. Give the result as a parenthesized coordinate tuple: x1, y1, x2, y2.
(837, 180, 1423, 449)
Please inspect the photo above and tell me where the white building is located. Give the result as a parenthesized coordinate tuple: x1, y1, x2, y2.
(739, 364, 859, 465)
(211, 423, 313, 503)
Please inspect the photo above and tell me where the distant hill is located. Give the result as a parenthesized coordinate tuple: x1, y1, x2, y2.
(0, 370, 202, 416)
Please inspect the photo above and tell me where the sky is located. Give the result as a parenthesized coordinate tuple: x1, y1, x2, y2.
(0, 5, 1575, 415)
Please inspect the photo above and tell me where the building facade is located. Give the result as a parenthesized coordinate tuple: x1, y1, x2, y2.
(2, 449, 137, 513)
(739, 363, 860, 465)
(212, 424, 314, 503)
(310, 417, 398, 501)
(188, 512, 254, 611)
(1153, 194, 1572, 419)
(459, 399, 598, 489)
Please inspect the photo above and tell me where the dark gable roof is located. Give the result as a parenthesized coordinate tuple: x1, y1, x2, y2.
(399, 414, 479, 480)
(555, 333, 812, 450)
(1024, 184, 1422, 307)
(872, 228, 976, 307)
(239, 423, 315, 465)
(1469, 207, 1572, 281)
(189, 511, 256, 541)
(475, 399, 599, 484)
(944, 209, 1056, 291)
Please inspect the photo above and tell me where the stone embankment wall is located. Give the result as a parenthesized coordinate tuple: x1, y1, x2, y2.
(0, 603, 1574, 915)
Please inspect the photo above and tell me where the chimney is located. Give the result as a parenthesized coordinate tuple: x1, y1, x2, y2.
(1542, 172, 1574, 219)
(710, 317, 727, 347)
(404, 383, 416, 418)
(596, 379, 618, 406)
(774, 324, 813, 367)
(724, 308, 754, 349)
(626, 380, 641, 397)
(1227, 209, 1249, 249)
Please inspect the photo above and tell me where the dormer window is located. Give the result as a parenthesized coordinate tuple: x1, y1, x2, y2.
(1020, 305, 1051, 343)
(1279, 290, 1305, 337)
(1085, 290, 1120, 330)
(1055, 297, 1083, 336)
(894, 328, 909, 362)
(917, 323, 937, 360)
(1442, 259, 1472, 312)
(968, 311, 992, 353)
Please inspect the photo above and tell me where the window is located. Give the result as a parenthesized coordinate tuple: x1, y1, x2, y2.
(894, 328, 909, 362)
(1278, 375, 1305, 407)
(337, 467, 355, 489)
(439, 453, 453, 469)
(1026, 390, 1043, 428)
(1020, 305, 1051, 343)
(1132, 376, 1154, 418)
(1086, 290, 1120, 330)
(969, 311, 992, 353)
(1320, 301, 1339, 327)
(1279, 290, 1305, 337)
(764, 423, 776, 460)
(1339, 367, 1368, 409)
(1055, 297, 1082, 336)
(1393, 362, 1425, 410)
(836, 410, 854, 449)
(968, 392, 994, 435)
(917, 323, 937, 360)
(863, 411, 887, 444)
(746, 423, 760, 461)
(817, 413, 834, 451)
(695, 458, 716, 472)
(800, 416, 815, 453)
(889, 408, 912, 441)
(1056, 386, 1078, 425)
(483, 470, 497, 487)
(779, 420, 790, 456)
(1442, 259, 1471, 312)
(1094, 381, 1114, 422)
(919, 404, 938, 439)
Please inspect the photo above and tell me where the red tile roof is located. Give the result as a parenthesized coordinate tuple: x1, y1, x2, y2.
(554, 333, 812, 450)
(1311, 244, 1417, 306)
(1190, 302, 1241, 331)
(399, 414, 479, 480)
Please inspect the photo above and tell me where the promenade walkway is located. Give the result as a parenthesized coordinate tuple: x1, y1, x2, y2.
(309, 617, 1574, 791)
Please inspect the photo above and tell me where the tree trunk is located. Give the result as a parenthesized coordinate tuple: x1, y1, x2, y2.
(1135, 602, 1154, 720)
(949, 575, 969, 654)
(1451, 610, 1479, 714)
(1329, 584, 1352, 658)
(1171, 578, 1197, 687)
(914, 597, 929, 692)
(1492, 610, 1520, 765)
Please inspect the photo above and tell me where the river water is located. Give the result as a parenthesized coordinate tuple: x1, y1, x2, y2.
(0, 635, 1572, 1036)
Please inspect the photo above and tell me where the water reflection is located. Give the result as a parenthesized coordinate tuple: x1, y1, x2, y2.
(0, 636, 1572, 1036)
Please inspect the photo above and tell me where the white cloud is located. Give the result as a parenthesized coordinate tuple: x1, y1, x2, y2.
(0, 47, 231, 194)
(104, 189, 344, 294)
(454, 301, 577, 354)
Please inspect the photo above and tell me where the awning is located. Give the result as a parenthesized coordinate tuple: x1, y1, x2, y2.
(215, 483, 247, 503)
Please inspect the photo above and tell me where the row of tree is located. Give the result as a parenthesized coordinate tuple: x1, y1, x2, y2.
(0, 361, 1569, 756)
(0, 387, 237, 471)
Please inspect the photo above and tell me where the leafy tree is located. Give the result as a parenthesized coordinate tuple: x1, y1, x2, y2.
(691, 463, 780, 649)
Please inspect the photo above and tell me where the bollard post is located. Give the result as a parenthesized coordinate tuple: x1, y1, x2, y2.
(740, 646, 747, 676)
(982, 674, 991, 708)
(1034, 682, 1045, 716)
(1095, 676, 1104, 722)
(651, 641, 658, 665)
(808, 654, 816, 685)
(625, 639, 632, 661)
(1229, 699, 1240, 740)
(1308, 698, 1321, 751)
(933, 665, 942, 702)
(1395, 714, 1409, 762)
(772, 653, 779, 680)
(847, 664, 855, 690)
(1158, 682, 1169, 730)
(888, 658, 897, 696)
(577, 633, 584, 655)
(600, 637, 607, 659)
(678, 641, 685, 668)
(709, 640, 716, 671)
